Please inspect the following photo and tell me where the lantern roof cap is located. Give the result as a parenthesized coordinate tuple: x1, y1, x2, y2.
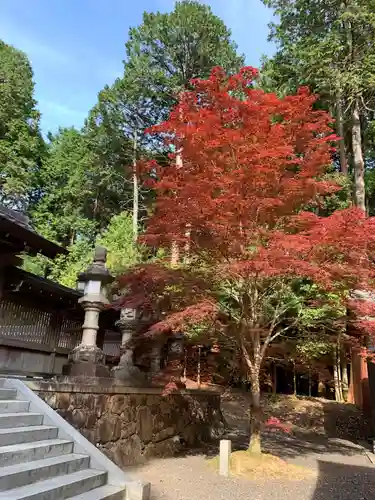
(77, 246, 114, 285)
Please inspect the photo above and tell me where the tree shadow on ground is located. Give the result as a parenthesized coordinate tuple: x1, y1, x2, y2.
(322, 399, 372, 442)
(213, 427, 367, 461)
(263, 431, 367, 461)
(312, 460, 375, 499)
(222, 389, 371, 439)
(217, 389, 373, 462)
(176, 427, 368, 465)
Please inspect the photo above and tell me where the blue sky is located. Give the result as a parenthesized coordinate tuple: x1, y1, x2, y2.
(0, 0, 275, 134)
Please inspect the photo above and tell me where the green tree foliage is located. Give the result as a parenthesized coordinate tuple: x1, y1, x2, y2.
(48, 238, 94, 289)
(124, 0, 244, 116)
(97, 211, 141, 273)
(81, 0, 245, 253)
(262, 0, 375, 210)
(84, 93, 137, 232)
(27, 211, 140, 288)
(0, 41, 44, 208)
(263, 0, 375, 103)
(85, 0, 245, 195)
(26, 126, 135, 283)
(30, 123, 135, 243)
(84, 80, 158, 241)
(30, 128, 97, 247)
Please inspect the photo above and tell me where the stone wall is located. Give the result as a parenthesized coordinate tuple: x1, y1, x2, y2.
(29, 382, 224, 467)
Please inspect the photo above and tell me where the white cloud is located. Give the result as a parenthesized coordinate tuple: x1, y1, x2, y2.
(0, 19, 73, 67)
(38, 99, 86, 120)
(0, 16, 121, 82)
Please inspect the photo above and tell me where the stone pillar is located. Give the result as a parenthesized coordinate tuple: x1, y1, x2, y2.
(63, 300, 110, 378)
(150, 343, 162, 375)
(153, 336, 185, 388)
(111, 309, 147, 386)
(62, 247, 113, 379)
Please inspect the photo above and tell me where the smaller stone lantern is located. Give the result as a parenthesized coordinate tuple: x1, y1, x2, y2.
(63, 247, 113, 378)
(111, 307, 147, 386)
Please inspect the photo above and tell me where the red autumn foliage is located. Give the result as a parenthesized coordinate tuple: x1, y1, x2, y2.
(115, 64, 375, 451)
(264, 417, 293, 434)
(120, 66, 375, 338)
(141, 68, 340, 255)
(117, 67, 375, 452)
(115, 263, 218, 333)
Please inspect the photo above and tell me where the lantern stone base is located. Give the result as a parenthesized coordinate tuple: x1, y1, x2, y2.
(62, 362, 110, 378)
(62, 344, 110, 378)
(111, 350, 148, 387)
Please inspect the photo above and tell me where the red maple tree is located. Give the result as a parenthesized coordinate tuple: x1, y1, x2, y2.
(117, 67, 375, 453)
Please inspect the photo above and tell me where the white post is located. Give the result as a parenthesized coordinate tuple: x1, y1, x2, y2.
(219, 439, 231, 477)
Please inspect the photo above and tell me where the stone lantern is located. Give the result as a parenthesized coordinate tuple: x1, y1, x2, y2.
(63, 247, 113, 378)
(151, 334, 186, 388)
(168, 335, 185, 385)
(111, 306, 147, 386)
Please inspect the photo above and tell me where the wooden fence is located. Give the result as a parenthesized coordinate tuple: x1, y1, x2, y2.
(0, 295, 82, 376)
(0, 267, 120, 378)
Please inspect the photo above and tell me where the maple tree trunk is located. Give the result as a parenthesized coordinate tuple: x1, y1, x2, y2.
(333, 345, 343, 402)
(337, 334, 344, 401)
(182, 348, 187, 382)
(132, 130, 139, 243)
(170, 147, 183, 267)
(272, 362, 277, 395)
(170, 241, 180, 267)
(341, 357, 349, 402)
(293, 361, 297, 396)
(338, 361, 343, 399)
(336, 93, 348, 175)
(184, 223, 191, 263)
(333, 362, 341, 401)
(352, 98, 366, 211)
(249, 365, 262, 454)
(197, 346, 202, 388)
(318, 373, 326, 398)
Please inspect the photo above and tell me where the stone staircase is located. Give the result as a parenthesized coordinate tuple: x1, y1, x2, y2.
(0, 378, 149, 500)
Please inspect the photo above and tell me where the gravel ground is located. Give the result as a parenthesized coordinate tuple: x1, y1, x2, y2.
(129, 391, 375, 499)
(130, 452, 375, 500)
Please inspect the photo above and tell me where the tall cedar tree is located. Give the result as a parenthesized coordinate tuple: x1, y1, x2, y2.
(0, 41, 44, 209)
(117, 68, 375, 453)
(262, 0, 375, 211)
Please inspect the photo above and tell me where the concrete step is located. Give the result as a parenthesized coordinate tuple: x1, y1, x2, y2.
(0, 413, 43, 428)
(0, 453, 90, 491)
(67, 484, 126, 500)
(0, 389, 17, 400)
(0, 469, 107, 499)
(0, 438, 74, 467)
(0, 426, 58, 446)
(0, 400, 29, 414)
